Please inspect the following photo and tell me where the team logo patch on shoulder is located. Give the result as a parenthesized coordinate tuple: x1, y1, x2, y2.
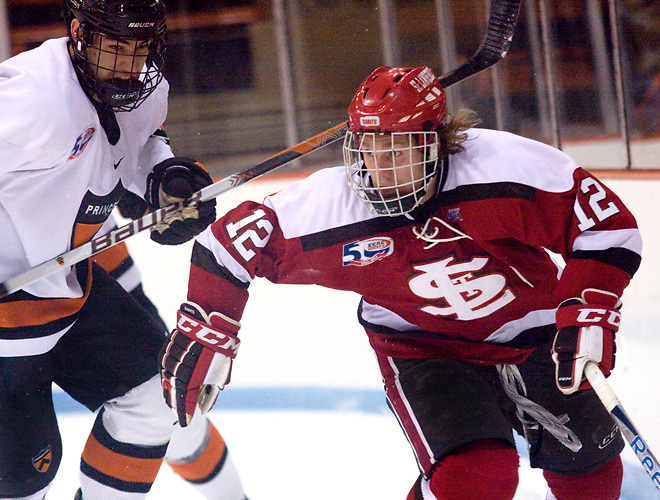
(343, 237, 394, 267)
(69, 127, 95, 159)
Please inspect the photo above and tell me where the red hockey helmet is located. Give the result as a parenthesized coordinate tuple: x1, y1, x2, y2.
(347, 66, 447, 133)
(344, 67, 447, 216)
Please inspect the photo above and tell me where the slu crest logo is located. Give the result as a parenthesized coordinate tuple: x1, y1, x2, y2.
(32, 446, 52, 473)
(343, 237, 394, 267)
(408, 254, 515, 319)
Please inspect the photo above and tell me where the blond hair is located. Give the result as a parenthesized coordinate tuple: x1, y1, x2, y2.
(438, 109, 482, 155)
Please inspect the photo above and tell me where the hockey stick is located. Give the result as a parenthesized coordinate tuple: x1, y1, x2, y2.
(0, 120, 349, 299)
(0, 0, 522, 299)
(438, 0, 522, 88)
(584, 362, 660, 491)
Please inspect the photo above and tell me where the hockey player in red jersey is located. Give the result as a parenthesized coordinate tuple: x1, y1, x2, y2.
(159, 66, 642, 499)
(0, 0, 247, 498)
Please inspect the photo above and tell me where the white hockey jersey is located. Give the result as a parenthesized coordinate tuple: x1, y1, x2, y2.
(0, 38, 173, 356)
(186, 129, 642, 365)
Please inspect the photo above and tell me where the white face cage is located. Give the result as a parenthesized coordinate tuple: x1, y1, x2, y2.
(343, 131, 440, 216)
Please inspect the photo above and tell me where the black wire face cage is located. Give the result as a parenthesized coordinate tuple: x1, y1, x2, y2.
(343, 131, 440, 217)
(72, 28, 165, 111)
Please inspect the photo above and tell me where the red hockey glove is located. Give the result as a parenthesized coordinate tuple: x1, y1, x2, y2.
(159, 302, 240, 427)
(145, 157, 217, 245)
(552, 289, 621, 395)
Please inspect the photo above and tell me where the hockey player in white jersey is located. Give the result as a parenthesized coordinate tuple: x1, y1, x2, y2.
(0, 0, 246, 498)
(159, 66, 642, 499)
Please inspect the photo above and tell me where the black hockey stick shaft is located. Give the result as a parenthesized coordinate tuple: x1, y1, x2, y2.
(0, 0, 522, 298)
(439, 0, 522, 87)
(584, 363, 660, 491)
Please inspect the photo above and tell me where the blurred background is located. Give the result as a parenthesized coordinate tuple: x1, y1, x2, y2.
(2, 3, 660, 497)
(1, 0, 659, 176)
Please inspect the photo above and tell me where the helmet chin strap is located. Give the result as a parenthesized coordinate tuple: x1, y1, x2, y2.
(413, 141, 447, 207)
(434, 154, 449, 196)
(409, 154, 449, 221)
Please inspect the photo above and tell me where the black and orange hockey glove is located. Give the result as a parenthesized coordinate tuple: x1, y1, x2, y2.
(145, 157, 216, 245)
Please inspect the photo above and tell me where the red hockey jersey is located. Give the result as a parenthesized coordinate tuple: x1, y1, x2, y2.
(187, 128, 641, 365)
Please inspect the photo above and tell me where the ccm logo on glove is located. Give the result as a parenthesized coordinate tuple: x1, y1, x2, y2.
(557, 306, 621, 329)
(176, 312, 240, 357)
(552, 289, 621, 395)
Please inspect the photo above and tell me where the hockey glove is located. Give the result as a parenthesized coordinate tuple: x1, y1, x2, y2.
(552, 289, 621, 395)
(116, 190, 149, 220)
(159, 301, 241, 427)
(145, 157, 217, 245)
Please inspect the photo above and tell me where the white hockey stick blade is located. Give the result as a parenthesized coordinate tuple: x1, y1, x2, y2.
(584, 362, 660, 491)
